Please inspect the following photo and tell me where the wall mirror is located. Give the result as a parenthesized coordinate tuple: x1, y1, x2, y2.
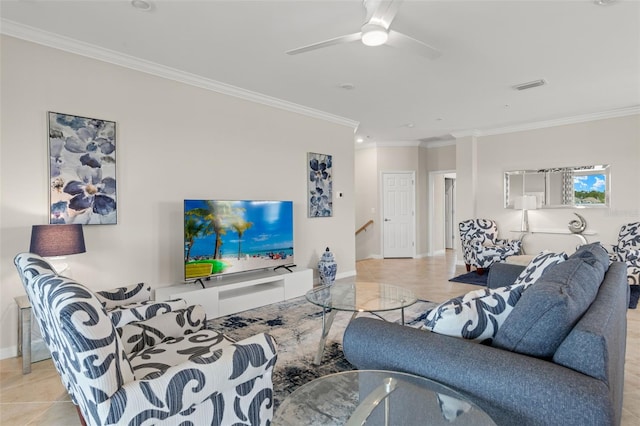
(504, 165, 610, 209)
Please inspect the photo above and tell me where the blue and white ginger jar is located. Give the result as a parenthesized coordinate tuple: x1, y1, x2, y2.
(318, 247, 338, 286)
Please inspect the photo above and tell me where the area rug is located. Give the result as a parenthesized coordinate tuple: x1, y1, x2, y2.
(449, 271, 488, 286)
(207, 296, 436, 409)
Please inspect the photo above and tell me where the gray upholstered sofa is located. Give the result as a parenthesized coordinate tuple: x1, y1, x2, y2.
(343, 247, 629, 425)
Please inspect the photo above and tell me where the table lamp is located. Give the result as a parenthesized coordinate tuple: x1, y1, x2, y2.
(29, 224, 86, 274)
(514, 195, 537, 232)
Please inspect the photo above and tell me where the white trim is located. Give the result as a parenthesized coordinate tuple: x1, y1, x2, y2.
(373, 141, 421, 148)
(420, 140, 457, 149)
(452, 106, 640, 139)
(1, 20, 359, 130)
(428, 169, 457, 258)
(0, 345, 17, 360)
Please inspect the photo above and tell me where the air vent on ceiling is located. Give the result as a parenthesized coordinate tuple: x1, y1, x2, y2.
(513, 79, 547, 91)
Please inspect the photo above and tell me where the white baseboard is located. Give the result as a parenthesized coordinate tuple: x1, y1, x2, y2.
(356, 254, 383, 261)
(314, 269, 357, 285)
(0, 345, 17, 360)
(336, 270, 357, 279)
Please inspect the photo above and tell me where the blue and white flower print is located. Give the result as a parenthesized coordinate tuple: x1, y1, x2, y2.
(49, 112, 117, 224)
(308, 152, 333, 217)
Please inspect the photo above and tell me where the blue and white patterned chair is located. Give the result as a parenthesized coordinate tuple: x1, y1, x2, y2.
(608, 222, 640, 285)
(459, 219, 522, 275)
(14, 253, 277, 426)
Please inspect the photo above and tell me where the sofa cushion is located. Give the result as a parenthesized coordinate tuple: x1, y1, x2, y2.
(492, 252, 605, 358)
(569, 242, 610, 272)
(424, 283, 525, 342)
(512, 251, 568, 287)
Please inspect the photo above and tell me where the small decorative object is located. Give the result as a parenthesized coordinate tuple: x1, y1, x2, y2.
(318, 247, 337, 286)
(308, 152, 333, 217)
(48, 112, 117, 225)
(568, 213, 587, 234)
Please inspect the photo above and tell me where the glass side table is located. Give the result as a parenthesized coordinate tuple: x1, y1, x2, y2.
(274, 370, 497, 425)
(15, 295, 50, 374)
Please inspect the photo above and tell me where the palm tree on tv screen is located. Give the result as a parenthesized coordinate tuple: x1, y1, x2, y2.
(231, 219, 253, 259)
(188, 201, 247, 259)
(184, 216, 206, 261)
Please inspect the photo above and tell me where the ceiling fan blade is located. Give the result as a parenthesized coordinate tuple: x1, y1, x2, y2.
(286, 32, 362, 55)
(387, 30, 442, 60)
(366, 0, 402, 29)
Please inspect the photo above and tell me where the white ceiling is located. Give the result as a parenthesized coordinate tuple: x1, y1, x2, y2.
(2, 0, 639, 146)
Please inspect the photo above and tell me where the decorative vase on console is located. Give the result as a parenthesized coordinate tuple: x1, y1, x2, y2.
(318, 247, 338, 286)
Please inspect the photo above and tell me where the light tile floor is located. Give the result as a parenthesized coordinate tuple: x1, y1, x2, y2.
(1, 251, 638, 424)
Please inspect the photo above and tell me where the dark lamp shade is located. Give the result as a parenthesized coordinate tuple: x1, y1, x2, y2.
(30, 224, 86, 257)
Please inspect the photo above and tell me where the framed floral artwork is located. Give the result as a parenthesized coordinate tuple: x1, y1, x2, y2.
(308, 152, 333, 217)
(48, 112, 117, 225)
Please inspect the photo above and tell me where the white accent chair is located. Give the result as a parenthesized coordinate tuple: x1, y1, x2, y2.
(14, 253, 277, 426)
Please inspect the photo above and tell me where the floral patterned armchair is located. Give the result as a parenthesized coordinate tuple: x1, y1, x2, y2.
(14, 253, 277, 426)
(608, 222, 640, 285)
(459, 219, 522, 275)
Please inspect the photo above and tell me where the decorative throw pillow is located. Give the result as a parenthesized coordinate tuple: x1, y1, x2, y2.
(96, 282, 150, 309)
(117, 305, 207, 354)
(424, 283, 525, 342)
(492, 254, 605, 358)
(512, 250, 569, 287)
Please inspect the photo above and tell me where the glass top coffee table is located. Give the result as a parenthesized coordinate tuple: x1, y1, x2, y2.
(306, 282, 417, 364)
(274, 370, 496, 425)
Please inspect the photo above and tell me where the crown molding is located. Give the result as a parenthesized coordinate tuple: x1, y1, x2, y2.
(419, 139, 457, 149)
(452, 106, 640, 139)
(1, 19, 359, 130)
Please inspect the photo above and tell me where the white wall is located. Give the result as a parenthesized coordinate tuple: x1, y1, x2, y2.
(455, 114, 640, 257)
(421, 144, 456, 256)
(0, 36, 356, 358)
(355, 143, 457, 259)
(355, 147, 379, 260)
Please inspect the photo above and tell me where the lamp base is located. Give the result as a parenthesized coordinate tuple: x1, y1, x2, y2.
(520, 210, 530, 233)
(47, 256, 69, 275)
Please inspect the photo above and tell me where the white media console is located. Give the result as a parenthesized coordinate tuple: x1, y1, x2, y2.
(154, 267, 313, 318)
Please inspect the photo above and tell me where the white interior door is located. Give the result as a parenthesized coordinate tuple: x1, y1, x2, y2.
(382, 172, 415, 258)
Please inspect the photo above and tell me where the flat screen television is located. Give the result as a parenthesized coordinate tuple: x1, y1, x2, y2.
(184, 199, 294, 281)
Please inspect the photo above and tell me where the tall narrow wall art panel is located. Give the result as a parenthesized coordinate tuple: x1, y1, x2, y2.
(308, 152, 333, 217)
(48, 112, 117, 225)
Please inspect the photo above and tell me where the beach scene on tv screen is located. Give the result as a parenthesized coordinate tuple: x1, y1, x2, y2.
(184, 200, 294, 279)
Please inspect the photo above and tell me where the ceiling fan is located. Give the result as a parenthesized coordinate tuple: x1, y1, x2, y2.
(286, 0, 441, 59)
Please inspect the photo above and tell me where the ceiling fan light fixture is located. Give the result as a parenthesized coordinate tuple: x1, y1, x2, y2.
(361, 24, 389, 46)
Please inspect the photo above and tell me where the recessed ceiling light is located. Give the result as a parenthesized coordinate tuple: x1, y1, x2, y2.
(339, 83, 355, 90)
(131, 0, 152, 11)
(594, 0, 616, 5)
(404, 122, 415, 128)
(355, 137, 364, 143)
